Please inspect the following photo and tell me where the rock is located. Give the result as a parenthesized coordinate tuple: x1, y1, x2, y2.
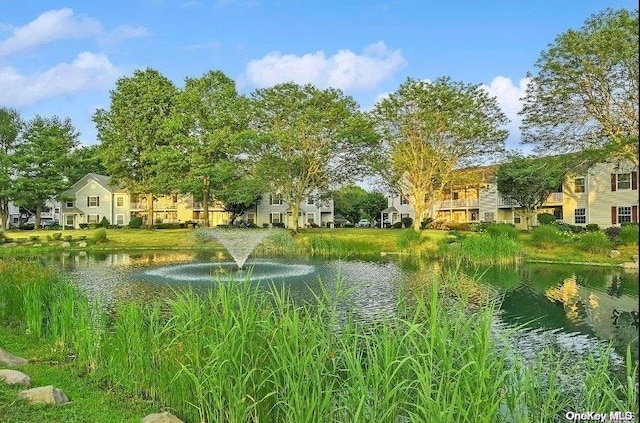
(0, 369, 31, 386)
(32, 244, 42, 247)
(142, 411, 184, 423)
(61, 242, 71, 248)
(78, 241, 87, 248)
(621, 261, 639, 270)
(609, 250, 621, 258)
(632, 254, 639, 263)
(18, 385, 69, 405)
(0, 348, 28, 366)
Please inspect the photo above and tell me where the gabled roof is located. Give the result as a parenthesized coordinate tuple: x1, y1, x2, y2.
(63, 173, 121, 196)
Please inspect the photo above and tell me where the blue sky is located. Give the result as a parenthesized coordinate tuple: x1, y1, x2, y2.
(0, 0, 636, 150)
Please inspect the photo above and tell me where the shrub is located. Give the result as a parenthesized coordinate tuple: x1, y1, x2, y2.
(420, 217, 433, 229)
(79, 223, 89, 229)
(262, 223, 269, 228)
(531, 225, 562, 249)
(485, 223, 518, 240)
(605, 226, 622, 241)
(585, 224, 599, 232)
(469, 222, 490, 233)
(93, 228, 108, 243)
(537, 213, 556, 225)
(620, 224, 639, 245)
(129, 217, 143, 229)
(64, 235, 73, 242)
(447, 222, 471, 232)
(18, 223, 34, 230)
(52, 232, 62, 240)
(554, 222, 585, 233)
(155, 223, 182, 229)
(0, 232, 5, 243)
(272, 222, 285, 228)
(29, 235, 40, 242)
(576, 231, 611, 253)
(429, 220, 449, 230)
(100, 216, 110, 228)
(392, 222, 403, 229)
(401, 216, 413, 229)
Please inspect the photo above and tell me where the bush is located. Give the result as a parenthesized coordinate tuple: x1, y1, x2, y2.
(537, 213, 556, 225)
(554, 222, 585, 234)
(420, 217, 433, 229)
(575, 231, 611, 253)
(401, 216, 413, 229)
(469, 222, 490, 233)
(129, 216, 143, 229)
(272, 222, 285, 228)
(52, 232, 62, 240)
(0, 232, 6, 243)
(485, 223, 518, 240)
(605, 226, 622, 241)
(447, 222, 471, 232)
(429, 220, 449, 230)
(531, 225, 563, 249)
(93, 228, 108, 243)
(585, 224, 599, 232)
(79, 223, 89, 229)
(64, 235, 72, 242)
(155, 223, 182, 229)
(262, 223, 269, 228)
(100, 216, 110, 228)
(620, 225, 639, 245)
(18, 223, 34, 230)
(392, 222, 403, 229)
(29, 235, 40, 242)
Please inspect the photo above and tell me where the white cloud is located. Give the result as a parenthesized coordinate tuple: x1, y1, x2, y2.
(100, 24, 151, 46)
(243, 41, 407, 92)
(0, 8, 102, 57)
(0, 52, 123, 107)
(481, 76, 530, 147)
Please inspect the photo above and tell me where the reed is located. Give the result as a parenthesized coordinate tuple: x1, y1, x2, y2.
(441, 233, 521, 266)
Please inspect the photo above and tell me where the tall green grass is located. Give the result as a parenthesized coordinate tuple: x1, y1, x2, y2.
(1, 259, 637, 422)
(440, 233, 522, 266)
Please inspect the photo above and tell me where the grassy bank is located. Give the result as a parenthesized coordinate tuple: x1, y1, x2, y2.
(0, 226, 637, 266)
(1, 260, 637, 422)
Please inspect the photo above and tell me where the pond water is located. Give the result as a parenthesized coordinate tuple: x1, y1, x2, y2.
(43, 250, 639, 363)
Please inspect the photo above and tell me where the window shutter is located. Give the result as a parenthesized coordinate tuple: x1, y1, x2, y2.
(633, 205, 638, 223)
(87, 197, 90, 206)
(610, 174, 616, 191)
(632, 172, 638, 190)
(611, 206, 617, 225)
(97, 197, 100, 207)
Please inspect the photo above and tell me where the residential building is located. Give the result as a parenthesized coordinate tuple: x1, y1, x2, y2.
(6, 199, 61, 228)
(388, 159, 638, 229)
(238, 193, 334, 228)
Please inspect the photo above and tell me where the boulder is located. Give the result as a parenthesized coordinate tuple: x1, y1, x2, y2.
(78, 241, 87, 248)
(0, 348, 28, 366)
(0, 369, 31, 386)
(61, 241, 71, 248)
(609, 250, 621, 258)
(632, 254, 639, 263)
(142, 411, 184, 423)
(18, 385, 69, 405)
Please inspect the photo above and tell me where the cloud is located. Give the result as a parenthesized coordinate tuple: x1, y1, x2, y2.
(243, 41, 407, 92)
(99, 24, 151, 46)
(481, 76, 530, 147)
(0, 52, 123, 107)
(0, 8, 102, 57)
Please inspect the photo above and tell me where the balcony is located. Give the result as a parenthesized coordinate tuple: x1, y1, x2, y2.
(130, 202, 177, 210)
(497, 196, 519, 207)
(544, 192, 563, 204)
(434, 198, 479, 209)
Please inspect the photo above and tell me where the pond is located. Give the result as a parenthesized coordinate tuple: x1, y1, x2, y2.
(43, 250, 639, 363)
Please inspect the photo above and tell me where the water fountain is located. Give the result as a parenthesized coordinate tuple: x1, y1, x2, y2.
(197, 227, 275, 270)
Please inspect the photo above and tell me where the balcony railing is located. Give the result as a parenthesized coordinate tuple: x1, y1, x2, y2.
(130, 202, 178, 210)
(545, 192, 563, 204)
(434, 198, 479, 209)
(497, 196, 519, 207)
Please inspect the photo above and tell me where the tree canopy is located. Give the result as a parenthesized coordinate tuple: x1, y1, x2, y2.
(0, 107, 23, 229)
(520, 8, 639, 165)
(94, 68, 178, 229)
(247, 82, 377, 231)
(372, 76, 509, 230)
(496, 154, 567, 229)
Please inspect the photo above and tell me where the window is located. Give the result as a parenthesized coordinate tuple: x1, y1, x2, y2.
(88, 196, 99, 207)
(574, 178, 585, 193)
(307, 197, 314, 205)
(115, 214, 125, 225)
(452, 192, 459, 200)
(65, 215, 74, 226)
(247, 213, 255, 224)
(575, 208, 586, 224)
(514, 217, 521, 224)
(87, 214, 99, 224)
(400, 195, 409, 205)
(66, 201, 74, 208)
(484, 212, 494, 222)
(618, 206, 632, 224)
(116, 196, 124, 207)
(270, 194, 283, 205)
(43, 207, 51, 213)
(270, 213, 282, 224)
(307, 214, 315, 225)
(617, 173, 631, 190)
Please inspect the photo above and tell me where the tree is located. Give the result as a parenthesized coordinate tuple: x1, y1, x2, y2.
(333, 185, 368, 225)
(520, 8, 639, 165)
(496, 154, 567, 230)
(0, 107, 23, 230)
(372, 77, 509, 231)
(94, 68, 178, 229)
(13, 115, 79, 228)
(65, 144, 108, 184)
(163, 70, 254, 227)
(360, 191, 388, 224)
(247, 83, 377, 232)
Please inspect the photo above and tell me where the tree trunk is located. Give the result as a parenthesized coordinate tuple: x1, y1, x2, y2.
(203, 189, 210, 228)
(35, 203, 42, 229)
(146, 194, 154, 230)
(290, 202, 300, 233)
(412, 202, 426, 231)
(0, 198, 8, 229)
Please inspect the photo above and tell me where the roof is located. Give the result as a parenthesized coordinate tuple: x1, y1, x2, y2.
(382, 206, 399, 214)
(63, 173, 121, 196)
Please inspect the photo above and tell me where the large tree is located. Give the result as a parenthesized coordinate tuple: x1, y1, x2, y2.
(0, 107, 23, 230)
(496, 154, 567, 230)
(94, 68, 178, 229)
(333, 185, 368, 225)
(372, 77, 509, 231)
(162, 70, 255, 227)
(247, 83, 377, 231)
(520, 8, 639, 165)
(65, 144, 108, 184)
(13, 115, 79, 228)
